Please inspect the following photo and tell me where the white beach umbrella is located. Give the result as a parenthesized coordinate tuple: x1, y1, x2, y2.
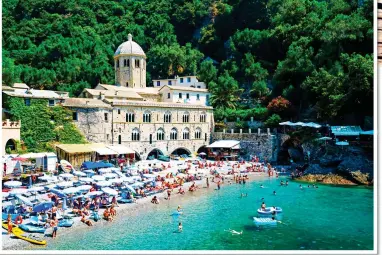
(131, 182, 144, 188)
(62, 187, 80, 194)
(92, 175, 106, 181)
(122, 177, 137, 184)
(111, 178, 124, 184)
(77, 185, 92, 192)
(39, 175, 53, 181)
(4, 181, 22, 188)
(101, 187, 118, 196)
(79, 177, 94, 183)
(83, 169, 95, 174)
(72, 171, 87, 177)
(59, 173, 74, 179)
(99, 168, 112, 174)
(27, 186, 45, 193)
(85, 191, 103, 197)
(96, 181, 112, 187)
(9, 188, 29, 195)
(56, 181, 74, 188)
(103, 173, 117, 179)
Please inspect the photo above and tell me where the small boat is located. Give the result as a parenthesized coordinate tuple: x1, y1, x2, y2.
(257, 207, 283, 215)
(2, 222, 47, 245)
(18, 224, 46, 233)
(58, 219, 74, 227)
(253, 217, 277, 225)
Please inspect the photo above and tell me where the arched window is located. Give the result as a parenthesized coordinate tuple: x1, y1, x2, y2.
(143, 111, 151, 123)
(132, 128, 140, 141)
(116, 60, 119, 68)
(182, 128, 190, 140)
(127, 59, 130, 67)
(118, 135, 122, 144)
(126, 112, 135, 122)
(200, 112, 206, 123)
(195, 128, 202, 139)
(164, 111, 172, 123)
(170, 128, 178, 140)
(157, 128, 165, 141)
(182, 112, 190, 123)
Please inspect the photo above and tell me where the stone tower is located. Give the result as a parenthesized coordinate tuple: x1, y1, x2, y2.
(114, 34, 146, 88)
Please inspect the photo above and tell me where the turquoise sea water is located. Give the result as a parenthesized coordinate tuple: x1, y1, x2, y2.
(30, 177, 373, 250)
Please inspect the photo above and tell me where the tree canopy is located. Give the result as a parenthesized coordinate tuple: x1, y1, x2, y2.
(2, 0, 373, 125)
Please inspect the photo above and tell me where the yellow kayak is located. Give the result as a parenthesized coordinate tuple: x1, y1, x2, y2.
(2, 222, 47, 245)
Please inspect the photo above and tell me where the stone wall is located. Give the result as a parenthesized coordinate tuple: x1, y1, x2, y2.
(212, 131, 278, 162)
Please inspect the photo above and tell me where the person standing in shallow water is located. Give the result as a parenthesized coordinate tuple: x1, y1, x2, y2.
(206, 177, 209, 188)
(217, 181, 221, 190)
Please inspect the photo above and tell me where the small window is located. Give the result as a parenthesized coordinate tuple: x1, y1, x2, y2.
(205, 133, 207, 142)
(126, 82, 129, 87)
(135, 59, 140, 68)
(149, 134, 153, 144)
(180, 78, 184, 83)
(157, 81, 160, 86)
(72, 112, 78, 121)
(116, 60, 119, 68)
(167, 93, 171, 99)
(104, 113, 108, 122)
(124, 59, 127, 67)
(48, 100, 55, 107)
(186, 93, 189, 99)
(25, 99, 31, 106)
(132, 128, 140, 141)
(179, 93, 182, 99)
(206, 95, 210, 105)
(187, 77, 191, 82)
(118, 135, 122, 144)
(168, 80, 172, 85)
(118, 109, 121, 114)
(196, 94, 200, 100)
(197, 86, 201, 88)
(143, 112, 151, 123)
(127, 59, 130, 67)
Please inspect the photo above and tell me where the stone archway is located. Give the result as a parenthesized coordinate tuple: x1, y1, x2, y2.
(147, 148, 164, 160)
(197, 145, 208, 154)
(171, 147, 191, 156)
(5, 139, 16, 153)
(277, 137, 304, 164)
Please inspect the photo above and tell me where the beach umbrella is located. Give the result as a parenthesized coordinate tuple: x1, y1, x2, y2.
(9, 188, 28, 195)
(27, 186, 44, 193)
(39, 175, 53, 181)
(59, 173, 74, 179)
(79, 177, 94, 183)
(50, 188, 66, 198)
(4, 181, 22, 188)
(103, 173, 117, 179)
(95, 181, 112, 187)
(101, 187, 118, 196)
(15, 194, 33, 206)
(56, 181, 74, 188)
(99, 168, 112, 174)
(77, 185, 92, 192)
(72, 171, 87, 177)
(85, 191, 103, 198)
(122, 177, 137, 184)
(83, 169, 95, 174)
(62, 187, 80, 195)
(92, 175, 106, 181)
(33, 201, 54, 213)
(110, 178, 124, 184)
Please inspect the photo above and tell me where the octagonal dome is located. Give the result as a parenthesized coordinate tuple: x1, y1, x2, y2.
(114, 34, 146, 57)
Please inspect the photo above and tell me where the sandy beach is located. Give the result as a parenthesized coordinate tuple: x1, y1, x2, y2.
(2, 172, 269, 250)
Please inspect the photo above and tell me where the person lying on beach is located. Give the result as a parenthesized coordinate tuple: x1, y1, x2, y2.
(151, 196, 159, 204)
(81, 215, 93, 226)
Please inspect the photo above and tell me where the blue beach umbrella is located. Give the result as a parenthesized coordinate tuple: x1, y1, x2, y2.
(33, 202, 54, 213)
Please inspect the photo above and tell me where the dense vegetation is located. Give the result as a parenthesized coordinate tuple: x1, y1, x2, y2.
(3, 96, 86, 152)
(2, 0, 373, 126)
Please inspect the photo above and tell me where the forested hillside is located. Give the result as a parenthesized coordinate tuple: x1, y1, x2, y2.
(2, 0, 373, 125)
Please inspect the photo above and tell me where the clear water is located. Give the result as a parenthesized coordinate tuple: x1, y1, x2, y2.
(29, 177, 373, 250)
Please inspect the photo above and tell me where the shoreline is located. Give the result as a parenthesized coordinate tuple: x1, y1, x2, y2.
(3, 172, 269, 250)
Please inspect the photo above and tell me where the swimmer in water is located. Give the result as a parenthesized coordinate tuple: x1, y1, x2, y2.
(286, 181, 289, 186)
(299, 185, 302, 189)
(177, 206, 182, 212)
(260, 184, 264, 188)
(273, 190, 276, 195)
(225, 229, 243, 235)
(178, 222, 183, 232)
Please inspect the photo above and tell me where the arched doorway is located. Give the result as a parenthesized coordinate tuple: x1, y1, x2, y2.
(171, 148, 191, 156)
(147, 148, 164, 160)
(5, 139, 16, 153)
(197, 146, 208, 154)
(277, 138, 304, 164)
